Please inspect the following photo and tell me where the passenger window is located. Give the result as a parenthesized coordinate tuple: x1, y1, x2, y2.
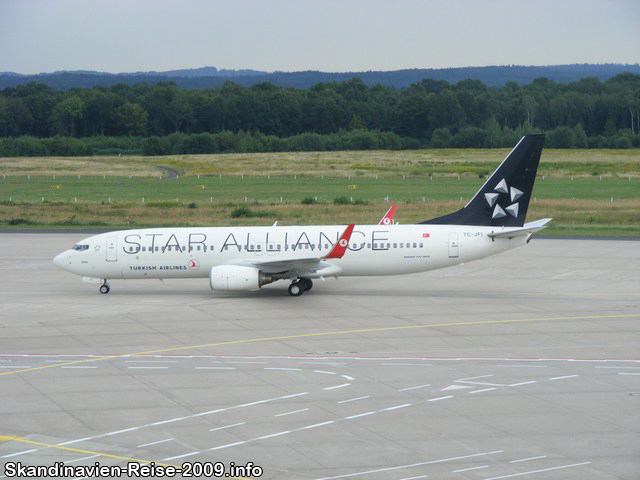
(393, 243, 397, 248)
(413, 243, 417, 248)
(419, 243, 423, 248)
(367, 243, 371, 249)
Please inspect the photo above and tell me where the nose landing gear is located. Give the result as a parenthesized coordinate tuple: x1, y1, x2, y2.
(99, 280, 110, 294)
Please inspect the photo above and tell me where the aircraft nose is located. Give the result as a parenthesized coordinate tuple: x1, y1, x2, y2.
(53, 251, 70, 270)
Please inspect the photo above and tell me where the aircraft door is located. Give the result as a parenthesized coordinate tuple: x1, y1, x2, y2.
(448, 233, 459, 258)
(106, 236, 118, 262)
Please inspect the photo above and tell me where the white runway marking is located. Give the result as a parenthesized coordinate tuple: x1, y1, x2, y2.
(382, 404, 412, 411)
(304, 421, 335, 430)
(399, 384, 431, 392)
(127, 366, 169, 370)
(439, 384, 473, 392)
(509, 381, 537, 387)
(427, 395, 453, 402)
(452, 465, 488, 472)
(399, 476, 428, 480)
(208, 441, 246, 451)
(345, 411, 375, 420)
(1, 449, 38, 458)
(137, 438, 173, 448)
(237, 392, 309, 407)
(298, 362, 346, 366)
(596, 366, 640, 369)
(619, 372, 640, 375)
(195, 366, 236, 370)
(315, 450, 503, 479)
(496, 365, 547, 368)
(324, 383, 351, 390)
(509, 455, 546, 463)
(163, 451, 200, 461)
(65, 454, 100, 463)
(469, 387, 497, 394)
(223, 361, 268, 364)
(106, 427, 139, 435)
(337, 396, 370, 404)
(151, 417, 187, 426)
(549, 375, 578, 380)
(275, 408, 309, 417)
(125, 360, 178, 363)
(459, 380, 506, 387)
(256, 430, 291, 440)
(58, 437, 92, 446)
(381, 363, 432, 366)
(483, 461, 591, 479)
(314, 370, 337, 375)
(457, 374, 494, 381)
(209, 422, 246, 432)
(264, 367, 302, 371)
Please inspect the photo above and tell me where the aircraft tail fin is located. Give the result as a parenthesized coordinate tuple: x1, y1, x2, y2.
(421, 134, 544, 227)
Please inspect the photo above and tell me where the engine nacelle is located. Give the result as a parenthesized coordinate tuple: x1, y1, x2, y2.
(209, 265, 275, 291)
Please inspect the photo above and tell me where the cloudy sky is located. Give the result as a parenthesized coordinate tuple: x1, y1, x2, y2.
(1, 0, 638, 74)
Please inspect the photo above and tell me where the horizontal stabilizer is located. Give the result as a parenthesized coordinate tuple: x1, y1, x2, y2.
(488, 218, 552, 239)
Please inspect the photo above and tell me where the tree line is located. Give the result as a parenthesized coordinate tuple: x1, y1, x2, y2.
(0, 73, 639, 157)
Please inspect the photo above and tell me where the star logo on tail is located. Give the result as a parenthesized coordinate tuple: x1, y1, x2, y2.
(484, 178, 523, 219)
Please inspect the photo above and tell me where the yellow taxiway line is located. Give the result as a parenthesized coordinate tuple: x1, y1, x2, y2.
(1, 312, 638, 378)
(0, 435, 176, 467)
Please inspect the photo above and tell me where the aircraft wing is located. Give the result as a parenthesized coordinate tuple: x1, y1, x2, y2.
(234, 224, 355, 277)
(488, 218, 552, 239)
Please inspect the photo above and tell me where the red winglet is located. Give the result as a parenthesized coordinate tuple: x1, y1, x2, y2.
(378, 205, 397, 225)
(324, 224, 355, 259)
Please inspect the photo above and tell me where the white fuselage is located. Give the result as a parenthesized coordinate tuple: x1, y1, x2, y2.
(53, 224, 528, 282)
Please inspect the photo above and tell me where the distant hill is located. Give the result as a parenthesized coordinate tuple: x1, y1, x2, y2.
(1, 64, 639, 90)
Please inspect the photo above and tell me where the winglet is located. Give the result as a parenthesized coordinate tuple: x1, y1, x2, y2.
(324, 224, 355, 259)
(378, 205, 397, 225)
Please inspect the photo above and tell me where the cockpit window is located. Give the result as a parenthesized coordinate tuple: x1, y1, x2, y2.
(72, 244, 89, 251)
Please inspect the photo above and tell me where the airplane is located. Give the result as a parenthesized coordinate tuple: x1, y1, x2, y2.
(53, 134, 550, 296)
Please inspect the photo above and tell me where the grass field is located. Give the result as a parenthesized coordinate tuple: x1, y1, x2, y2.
(1, 149, 638, 236)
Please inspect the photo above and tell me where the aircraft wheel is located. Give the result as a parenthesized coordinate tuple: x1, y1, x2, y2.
(299, 278, 313, 291)
(288, 282, 304, 297)
(99, 283, 110, 294)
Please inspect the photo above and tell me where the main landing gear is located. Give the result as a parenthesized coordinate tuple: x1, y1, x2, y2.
(288, 278, 313, 297)
(99, 280, 110, 294)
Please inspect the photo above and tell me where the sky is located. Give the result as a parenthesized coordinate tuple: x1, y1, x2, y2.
(1, 0, 639, 74)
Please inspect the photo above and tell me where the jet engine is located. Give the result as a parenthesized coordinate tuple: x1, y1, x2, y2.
(209, 265, 275, 291)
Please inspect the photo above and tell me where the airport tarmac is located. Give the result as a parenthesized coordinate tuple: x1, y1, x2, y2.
(0, 233, 638, 479)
